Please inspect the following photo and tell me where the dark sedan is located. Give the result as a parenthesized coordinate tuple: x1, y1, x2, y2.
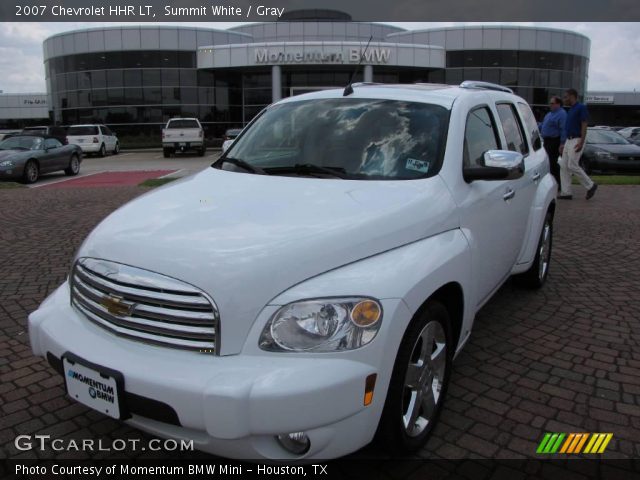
(0, 135, 83, 184)
(580, 128, 640, 174)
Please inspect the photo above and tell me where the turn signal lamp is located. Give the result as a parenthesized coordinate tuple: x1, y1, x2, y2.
(350, 300, 381, 327)
(364, 374, 377, 406)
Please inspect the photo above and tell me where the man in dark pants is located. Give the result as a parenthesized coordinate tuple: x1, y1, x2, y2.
(540, 96, 565, 187)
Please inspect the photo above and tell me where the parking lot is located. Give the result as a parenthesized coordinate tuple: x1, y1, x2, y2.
(25, 150, 215, 189)
(1, 152, 639, 462)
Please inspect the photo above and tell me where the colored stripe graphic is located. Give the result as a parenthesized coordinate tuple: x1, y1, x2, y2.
(537, 433, 613, 454)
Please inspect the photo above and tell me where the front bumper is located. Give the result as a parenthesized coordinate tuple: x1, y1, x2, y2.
(0, 165, 22, 179)
(29, 281, 404, 460)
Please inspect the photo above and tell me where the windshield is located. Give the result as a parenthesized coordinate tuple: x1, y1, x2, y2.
(222, 98, 450, 180)
(0, 136, 43, 150)
(587, 129, 630, 145)
(167, 120, 200, 129)
(68, 126, 98, 136)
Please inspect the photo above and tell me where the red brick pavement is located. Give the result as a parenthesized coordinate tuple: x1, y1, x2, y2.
(1, 185, 639, 462)
(41, 170, 176, 189)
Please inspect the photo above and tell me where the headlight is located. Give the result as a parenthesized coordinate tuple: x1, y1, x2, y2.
(259, 297, 383, 352)
(594, 150, 615, 160)
(0, 160, 14, 167)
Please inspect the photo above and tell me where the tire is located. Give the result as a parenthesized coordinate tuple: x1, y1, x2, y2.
(375, 300, 453, 455)
(163, 148, 171, 158)
(98, 144, 106, 157)
(22, 160, 39, 184)
(198, 147, 206, 157)
(113, 142, 120, 155)
(580, 158, 592, 175)
(64, 155, 80, 176)
(513, 212, 553, 289)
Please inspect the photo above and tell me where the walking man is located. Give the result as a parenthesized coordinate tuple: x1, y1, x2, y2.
(558, 88, 597, 200)
(540, 96, 565, 187)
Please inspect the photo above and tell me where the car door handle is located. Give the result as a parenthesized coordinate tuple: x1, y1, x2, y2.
(532, 172, 541, 182)
(503, 188, 515, 201)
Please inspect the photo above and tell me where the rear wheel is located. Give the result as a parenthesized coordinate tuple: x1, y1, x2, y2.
(64, 155, 80, 176)
(514, 212, 553, 289)
(113, 142, 120, 155)
(163, 148, 171, 158)
(198, 147, 206, 157)
(98, 144, 106, 157)
(22, 160, 39, 184)
(375, 301, 452, 454)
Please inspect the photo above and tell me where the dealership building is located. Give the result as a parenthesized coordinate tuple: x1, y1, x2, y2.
(1, 18, 637, 142)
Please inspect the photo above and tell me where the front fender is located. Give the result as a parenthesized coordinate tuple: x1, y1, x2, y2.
(513, 173, 556, 272)
(268, 228, 474, 355)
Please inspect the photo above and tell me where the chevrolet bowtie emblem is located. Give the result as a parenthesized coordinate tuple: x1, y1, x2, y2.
(100, 294, 136, 317)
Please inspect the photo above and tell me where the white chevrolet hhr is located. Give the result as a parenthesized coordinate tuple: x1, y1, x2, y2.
(29, 82, 556, 460)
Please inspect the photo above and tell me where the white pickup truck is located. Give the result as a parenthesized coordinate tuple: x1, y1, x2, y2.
(162, 118, 205, 157)
(30, 81, 556, 460)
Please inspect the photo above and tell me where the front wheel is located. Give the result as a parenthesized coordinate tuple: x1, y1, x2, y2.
(113, 142, 120, 155)
(22, 160, 39, 184)
(580, 157, 593, 175)
(98, 144, 106, 157)
(375, 301, 452, 454)
(64, 155, 80, 176)
(514, 212, 553, 289)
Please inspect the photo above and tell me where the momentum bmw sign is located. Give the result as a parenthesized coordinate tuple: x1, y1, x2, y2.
(254, 48, 392, 64)
(197, 42, 445, 69)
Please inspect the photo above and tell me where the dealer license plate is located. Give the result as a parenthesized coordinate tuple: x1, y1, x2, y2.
(62, 354, 123, 419)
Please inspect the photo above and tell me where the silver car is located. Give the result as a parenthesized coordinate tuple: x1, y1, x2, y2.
(0, 135, 83, 184)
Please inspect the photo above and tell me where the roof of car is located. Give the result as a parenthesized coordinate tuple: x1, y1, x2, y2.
(277, 82, 523, 108)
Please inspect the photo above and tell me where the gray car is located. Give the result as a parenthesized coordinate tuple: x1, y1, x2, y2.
(0, 135, 83, 184)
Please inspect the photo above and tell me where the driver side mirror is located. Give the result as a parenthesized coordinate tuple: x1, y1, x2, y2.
(463, 150, 524, 182)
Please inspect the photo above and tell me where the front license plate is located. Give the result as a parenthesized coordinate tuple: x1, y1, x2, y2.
(62, 353, 126, 419)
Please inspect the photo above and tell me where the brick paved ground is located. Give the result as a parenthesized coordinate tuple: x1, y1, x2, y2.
(1, 184, 639, 461)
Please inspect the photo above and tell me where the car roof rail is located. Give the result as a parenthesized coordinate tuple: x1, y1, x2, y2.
(459, 81, 514, 94)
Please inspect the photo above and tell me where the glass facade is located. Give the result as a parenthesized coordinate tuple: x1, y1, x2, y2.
(43, 26, 592, 145)
(444, 49, 590, 119)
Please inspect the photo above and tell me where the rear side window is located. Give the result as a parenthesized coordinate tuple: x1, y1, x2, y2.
(464, 107, 500, 168)
(517, 102, 542, 150)
(101, 125, 113, 135)
(68, 126, 99, 136)
(496, 103, 529, 155)
(167, 120, 200, 129)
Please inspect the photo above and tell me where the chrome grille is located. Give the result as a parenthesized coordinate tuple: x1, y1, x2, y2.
(70, 258, 218, 353)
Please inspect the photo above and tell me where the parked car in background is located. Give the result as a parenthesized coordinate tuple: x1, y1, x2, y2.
(580, 127, 640, 174)
(66, 125, 119, 157)
(618, 126, 640, 139)
(29, 82, 556, 460)
(0, 130, 21, 142)
(22, 126, 68, 145)
(222, 128, 243, 153)
(628, 134, 640, 146)
(162, 118, 205, 157)
(0, 135, 82, 183)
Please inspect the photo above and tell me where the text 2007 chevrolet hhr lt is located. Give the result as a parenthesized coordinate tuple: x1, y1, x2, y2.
(29, 82, 556, 460)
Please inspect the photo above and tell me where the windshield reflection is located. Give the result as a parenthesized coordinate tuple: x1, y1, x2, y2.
(222, 98, 450, 180)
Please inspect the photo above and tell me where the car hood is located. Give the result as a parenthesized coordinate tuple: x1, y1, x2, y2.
(0, 150, 23, 159)
(588, 143, 640, 155)
(77, 167, 458, 354)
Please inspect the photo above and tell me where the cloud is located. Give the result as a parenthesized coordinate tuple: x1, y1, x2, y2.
(0, 22, 638, 94)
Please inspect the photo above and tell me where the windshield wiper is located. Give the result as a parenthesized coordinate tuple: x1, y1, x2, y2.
(217, 157, 266, 175)
(265, 164, 347, 179)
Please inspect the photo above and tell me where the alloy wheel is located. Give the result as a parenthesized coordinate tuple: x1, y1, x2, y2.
(402, 320, 447, 437)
